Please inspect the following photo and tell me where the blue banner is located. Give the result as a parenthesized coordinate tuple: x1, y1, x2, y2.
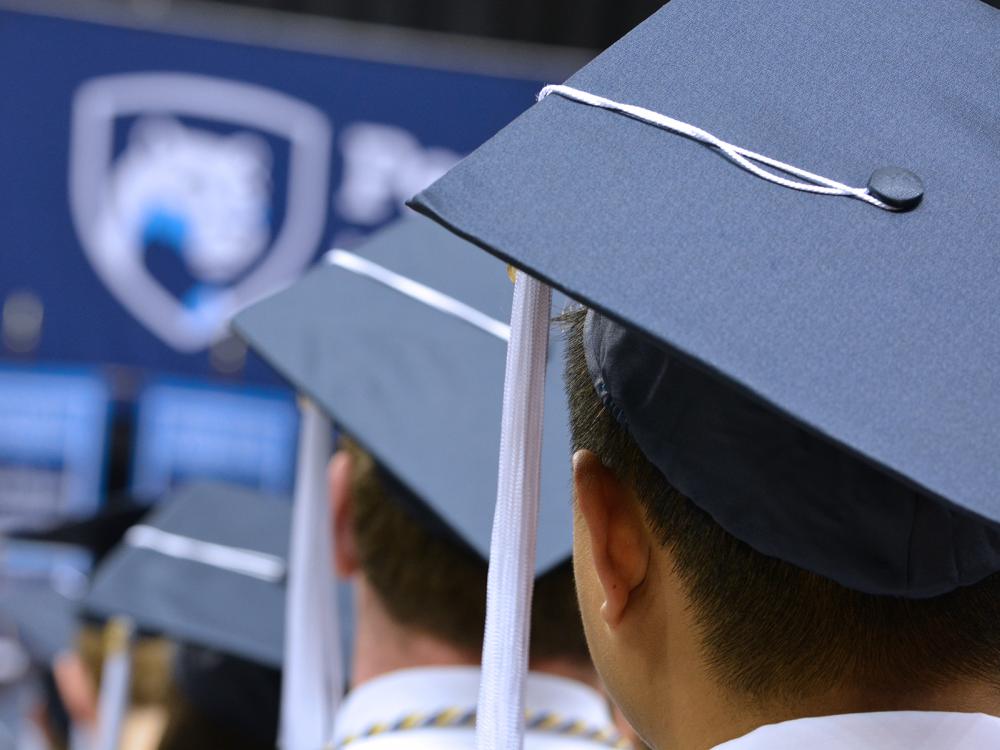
(0, 5, 559, 382)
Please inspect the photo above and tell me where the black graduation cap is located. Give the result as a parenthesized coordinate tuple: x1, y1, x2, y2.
(233, 215, 576, 749)
(2, 501, 147, 667)
(0, 580, 81, 665)
(409, 1, 1000, 744)
(232, 215, 575, 574)
(8, 502, 150, 567)
(411, 0, 1000, 598)
(1, 532, 98, 666)
(83, 482, 291, 668)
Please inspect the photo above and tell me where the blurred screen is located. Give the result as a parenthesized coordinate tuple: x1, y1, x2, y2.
(131, 378, 299, 496)
(0, 366, 111, 532)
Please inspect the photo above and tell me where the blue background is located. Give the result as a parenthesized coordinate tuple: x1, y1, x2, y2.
(0, 8, 546, 381)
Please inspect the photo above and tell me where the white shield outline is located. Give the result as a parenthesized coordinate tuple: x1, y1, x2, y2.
(69, 73, 332, 352)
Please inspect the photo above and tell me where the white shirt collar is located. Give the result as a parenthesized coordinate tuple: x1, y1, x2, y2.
(713, 711, 1000, 750)
(333, 666, 612, 745)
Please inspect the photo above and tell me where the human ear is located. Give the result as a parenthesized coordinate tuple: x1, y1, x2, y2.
(573, 450, 650, 628)
(328, 450, 360, 578)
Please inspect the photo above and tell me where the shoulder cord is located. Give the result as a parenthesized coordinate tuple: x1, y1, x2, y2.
(333, 707, 632, 749)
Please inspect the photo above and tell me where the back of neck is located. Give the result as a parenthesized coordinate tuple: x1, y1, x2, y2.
(349, 578, 479, 689)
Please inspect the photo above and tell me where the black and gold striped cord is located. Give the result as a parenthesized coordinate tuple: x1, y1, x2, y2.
(333, 707, 632, 748)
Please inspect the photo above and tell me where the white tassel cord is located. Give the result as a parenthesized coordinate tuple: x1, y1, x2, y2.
(93, 617, 135, 750)
(326, 250, 510, 342)
(477, 273, 552, 750)
(280, 399, 341, 750)
(538, 84, 895, 211)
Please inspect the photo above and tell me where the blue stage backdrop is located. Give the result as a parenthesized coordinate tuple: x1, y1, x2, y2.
(0, 3, 575, 382)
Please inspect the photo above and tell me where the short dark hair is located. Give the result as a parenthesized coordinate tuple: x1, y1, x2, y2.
(343, 439, 590, 664)
(561, 306, 1000, 702)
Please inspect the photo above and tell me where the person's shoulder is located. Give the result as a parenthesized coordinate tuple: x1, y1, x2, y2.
(340, 726, 627, 748)
(712, 711, 1000, 750)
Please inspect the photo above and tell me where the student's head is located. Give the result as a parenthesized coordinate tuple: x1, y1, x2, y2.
(329, 437, 590, 670)
(561, 306, 1000, 738)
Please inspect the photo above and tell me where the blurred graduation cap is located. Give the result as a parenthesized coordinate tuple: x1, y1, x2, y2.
(232, 214, 574, 749)
(0, 580, 81, 665)
(79, 483, 354, 750)
(1, 508, 134, 669)
(83, 482, 290, 668)
(1, 500, 147, 670)
(9, 502, 150, 567)
(410, 0, 1000, 745)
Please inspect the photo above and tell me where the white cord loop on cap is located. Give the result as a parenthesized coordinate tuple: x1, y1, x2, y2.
(538, 84, 896, 211)
(125, 525, 286, 583)
(326, 249, 511, 342)
(477, 273, 551, 750)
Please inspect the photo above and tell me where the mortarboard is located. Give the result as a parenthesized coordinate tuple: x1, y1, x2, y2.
(1, 525, 104, 667)
(233, 214, 575, 749)
(83, 482, 291, 668)
(0, 577, 81, 666)
(2, 498, 148, 663)
(79, 483, 355, 750)
(409, 0, 1000, 746)
(8, 502, 150, 567)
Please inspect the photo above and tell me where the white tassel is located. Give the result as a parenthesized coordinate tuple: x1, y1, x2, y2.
(93, 617, 134, 750)
(477, 273, 552, 750)
(280, 398, 341, 749)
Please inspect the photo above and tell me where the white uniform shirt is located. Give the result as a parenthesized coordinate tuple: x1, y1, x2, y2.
(331, 666, 623, 749)
(713, 711, 1000, 749)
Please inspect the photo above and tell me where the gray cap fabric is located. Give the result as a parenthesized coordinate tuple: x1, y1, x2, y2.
(0, 581, 80, 664)
(412, 0, 1000, 595)
(233, 216, 574, 574)
(84, 483, 291, 667)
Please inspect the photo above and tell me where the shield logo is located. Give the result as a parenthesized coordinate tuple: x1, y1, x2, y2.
(69, 73, 332, 352)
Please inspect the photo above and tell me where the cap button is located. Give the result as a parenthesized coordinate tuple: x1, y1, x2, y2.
(867, 167, 924, 211)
